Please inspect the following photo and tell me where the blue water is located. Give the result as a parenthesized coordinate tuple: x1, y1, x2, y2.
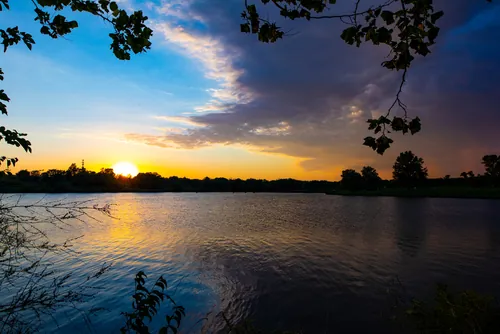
(4, 193, 500, 333)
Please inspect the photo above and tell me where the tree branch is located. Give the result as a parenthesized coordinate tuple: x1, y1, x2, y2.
(310, 0, 397, 20)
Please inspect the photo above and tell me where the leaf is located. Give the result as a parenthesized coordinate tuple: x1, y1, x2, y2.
(378, 115, 391, 125)
(391, 116, 407, 133)
(152, 289, 164, 300)
(40, 26, 50, 35)
(377, 27, 392, 44)
(409, 117, 421, 135)
(430, 11, 444, 24)
(136, 285, 149, 293)
(367, 119, 378, 130)
(1, 101, 7, 115)
(375, 135, 393, 155)
(363, 136, 377, 150)
(0, 89, 9, 102)
(0, 0, 10, 11)
(380, 11, 395, 25)
(240, 23, 250, 33)
(340, 26, 358, 45)
(427, 26, 440, 43)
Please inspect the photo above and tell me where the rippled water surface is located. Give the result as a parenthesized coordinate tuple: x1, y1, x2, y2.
(17, 193, 500, 333)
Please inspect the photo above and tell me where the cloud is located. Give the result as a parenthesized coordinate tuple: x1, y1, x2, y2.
(129, 0, 500, 178)
(153, 115, 205, 127)
(151, 1, 253, 113)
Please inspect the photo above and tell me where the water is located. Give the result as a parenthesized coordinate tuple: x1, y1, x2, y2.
(5, 193, 500, 333)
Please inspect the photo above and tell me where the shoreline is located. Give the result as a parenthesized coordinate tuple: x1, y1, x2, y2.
(0, 189, 324, 194)
(1, 188, 500, 199)
(326, 188, 500, 200)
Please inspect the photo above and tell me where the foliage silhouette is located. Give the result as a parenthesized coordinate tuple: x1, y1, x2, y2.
(361, 166, 382, 190)
(0, 0, 152, 167)
(332, 152, 500, 198)
(3, 151, 500, 196)
(121, 272, 185, 334)
(482, 155, 500, 178)
(392, 151, 428, 187)
(0, 163, 336, 193)
(340, 169, 363, 191)
(240, 0, 494, 154)
(460, 171, 475, 179)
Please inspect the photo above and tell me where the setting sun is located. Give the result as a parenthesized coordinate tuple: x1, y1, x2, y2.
(112, 162, 139, 177)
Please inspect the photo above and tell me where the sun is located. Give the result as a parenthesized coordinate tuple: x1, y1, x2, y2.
(112, 162, 139, 177)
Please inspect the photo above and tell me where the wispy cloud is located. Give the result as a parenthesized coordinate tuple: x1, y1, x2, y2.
(151, 1, 252, 113)
(153, 115, 205, 127)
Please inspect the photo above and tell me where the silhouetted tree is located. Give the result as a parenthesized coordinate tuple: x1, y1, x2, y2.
(393, 151, 428, 187)
(482, 155, 500, 178)
(100, 168, 115, 175)
(66, 163, 80, 178)
(0, 168, 338, 193)
(133, 172, 163, 190)
(340, 169, 363, 191)
(16, 169, 31, 181)
(361, 166, 381, 190)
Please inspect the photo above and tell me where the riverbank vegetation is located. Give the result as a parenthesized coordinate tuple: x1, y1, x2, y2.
(0, 165, 334, 193)
(333, 152, 500, 199)
(1, 152, 500, 199)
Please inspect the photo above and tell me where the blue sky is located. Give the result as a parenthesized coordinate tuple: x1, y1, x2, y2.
(2, 0, 500, 180)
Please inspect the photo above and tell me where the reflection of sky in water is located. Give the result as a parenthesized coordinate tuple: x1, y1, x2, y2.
(5, 194, 500, 333)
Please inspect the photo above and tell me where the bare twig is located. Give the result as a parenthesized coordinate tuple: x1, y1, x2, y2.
(0, 196, 113, 333)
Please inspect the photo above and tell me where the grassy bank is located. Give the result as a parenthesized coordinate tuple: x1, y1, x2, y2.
(327, 187, 500, 199)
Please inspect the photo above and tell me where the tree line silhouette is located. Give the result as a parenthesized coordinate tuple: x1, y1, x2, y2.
(339, 152, 500, 192)
(1, 152, 499, 194)
(0, 163, 334, 193)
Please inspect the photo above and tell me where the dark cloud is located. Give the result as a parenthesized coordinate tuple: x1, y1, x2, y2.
(129, 0, 500, 178)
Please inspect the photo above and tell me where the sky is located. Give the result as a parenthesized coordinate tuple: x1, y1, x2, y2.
(2, 0, 500, 180)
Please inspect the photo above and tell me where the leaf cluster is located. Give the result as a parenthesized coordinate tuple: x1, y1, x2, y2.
(241, 4, 284, 42)
(121, 271, 185, 334)
(341, 1, 443, 70)
(241, 0, 445, 71)
(363, 116, 421, 154)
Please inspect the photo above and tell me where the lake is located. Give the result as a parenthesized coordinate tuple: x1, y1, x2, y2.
(8, 193, 500, 333)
